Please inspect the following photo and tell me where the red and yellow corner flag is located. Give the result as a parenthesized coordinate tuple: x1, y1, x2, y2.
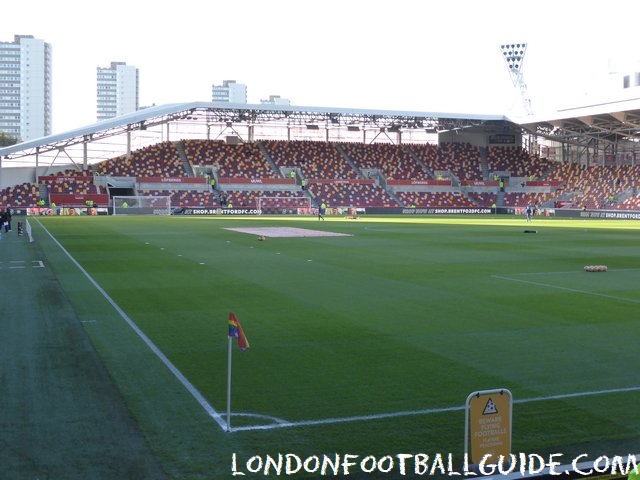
(228, 312, 249, 351)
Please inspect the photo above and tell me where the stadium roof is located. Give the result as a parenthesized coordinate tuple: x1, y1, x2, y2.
(518, 96, 640, 147)
(1, 99, 640, 168)
(0, 102, 504, 163)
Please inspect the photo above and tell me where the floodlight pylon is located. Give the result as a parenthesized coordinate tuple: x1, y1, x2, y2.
(500, 43, 532, 115)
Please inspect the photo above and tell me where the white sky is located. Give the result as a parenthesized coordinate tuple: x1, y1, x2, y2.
(5, 0, 640, 134)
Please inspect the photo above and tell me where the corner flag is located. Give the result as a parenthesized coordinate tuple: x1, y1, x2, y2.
(228, 312, 249, 351)
(227, 312, 250, 432)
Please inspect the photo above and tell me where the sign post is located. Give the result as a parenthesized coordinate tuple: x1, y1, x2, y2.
(465, 388, 512, 466)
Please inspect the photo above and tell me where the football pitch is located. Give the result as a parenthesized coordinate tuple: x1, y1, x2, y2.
(5, 214, 640, 479)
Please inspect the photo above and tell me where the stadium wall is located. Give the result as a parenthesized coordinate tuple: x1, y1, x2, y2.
(1, 164, 76, 189)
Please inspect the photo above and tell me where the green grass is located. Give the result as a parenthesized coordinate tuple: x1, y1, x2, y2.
(16, 215, 640, 478)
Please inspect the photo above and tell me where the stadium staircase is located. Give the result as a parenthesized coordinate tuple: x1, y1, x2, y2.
(616, 189, 634, 205)
(479, 146, 490, 179)
(495, 190, 505, 206)
(536, 164, 557, 207)
(386, 188, 404, 206)
(335, 144, 362, 178)
(407, 148, 434, 177)
(38, 183, 49, 203)
(256, 142, 283, 177)
(300, 183, 315, 204)
(357, 167, 404, 207)
(176, 141, 194, 177)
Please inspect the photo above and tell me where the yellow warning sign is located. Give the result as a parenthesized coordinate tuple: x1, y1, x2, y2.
(465, 389, 512, 465)
(482, 398, 498, 415)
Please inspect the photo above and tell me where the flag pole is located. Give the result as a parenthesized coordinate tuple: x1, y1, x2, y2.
(226, 335, 233, 432)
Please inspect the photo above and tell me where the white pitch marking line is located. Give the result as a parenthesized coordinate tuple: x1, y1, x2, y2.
(0, 261, 45, 269)
(231, 385, 640, 432)
(29, 219, 640, 435)
(506, 267, 640, 276)
(35, 218, 228, 431)
(492, 274, 640, 304)
(231, 412, 288, 424)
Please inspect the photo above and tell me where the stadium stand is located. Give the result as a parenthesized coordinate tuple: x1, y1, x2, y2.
(396, 190, 477, 208)
(306, 180, 397, 208)
(1, 182, 41, 207)
(184, 140, 275, 179)
(96, 141, 185, 178)
(261, 139, 358, 179)
(502, 192, 554, 208)
(3, 138, 640, 212)
(486, 145, 552, 179)
(341, 142, 430, 180)
(425, 142, 484, 183)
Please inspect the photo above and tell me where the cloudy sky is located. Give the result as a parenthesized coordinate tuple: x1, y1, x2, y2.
(5, 0, 639, 133)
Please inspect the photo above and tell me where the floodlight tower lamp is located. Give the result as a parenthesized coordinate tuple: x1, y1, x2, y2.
(499, 42, 533, 115)
(500, 43, 527, 85)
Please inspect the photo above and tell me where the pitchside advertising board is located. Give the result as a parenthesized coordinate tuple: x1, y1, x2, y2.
(465, 389, 513, 466)
(169, 207, 640, 218)
(177, 207, 495, 215)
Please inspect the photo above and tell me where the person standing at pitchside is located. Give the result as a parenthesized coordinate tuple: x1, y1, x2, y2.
(4, 207, 11, 232)
(0, 208, 9, 233)
(318, 201, 325, 221)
